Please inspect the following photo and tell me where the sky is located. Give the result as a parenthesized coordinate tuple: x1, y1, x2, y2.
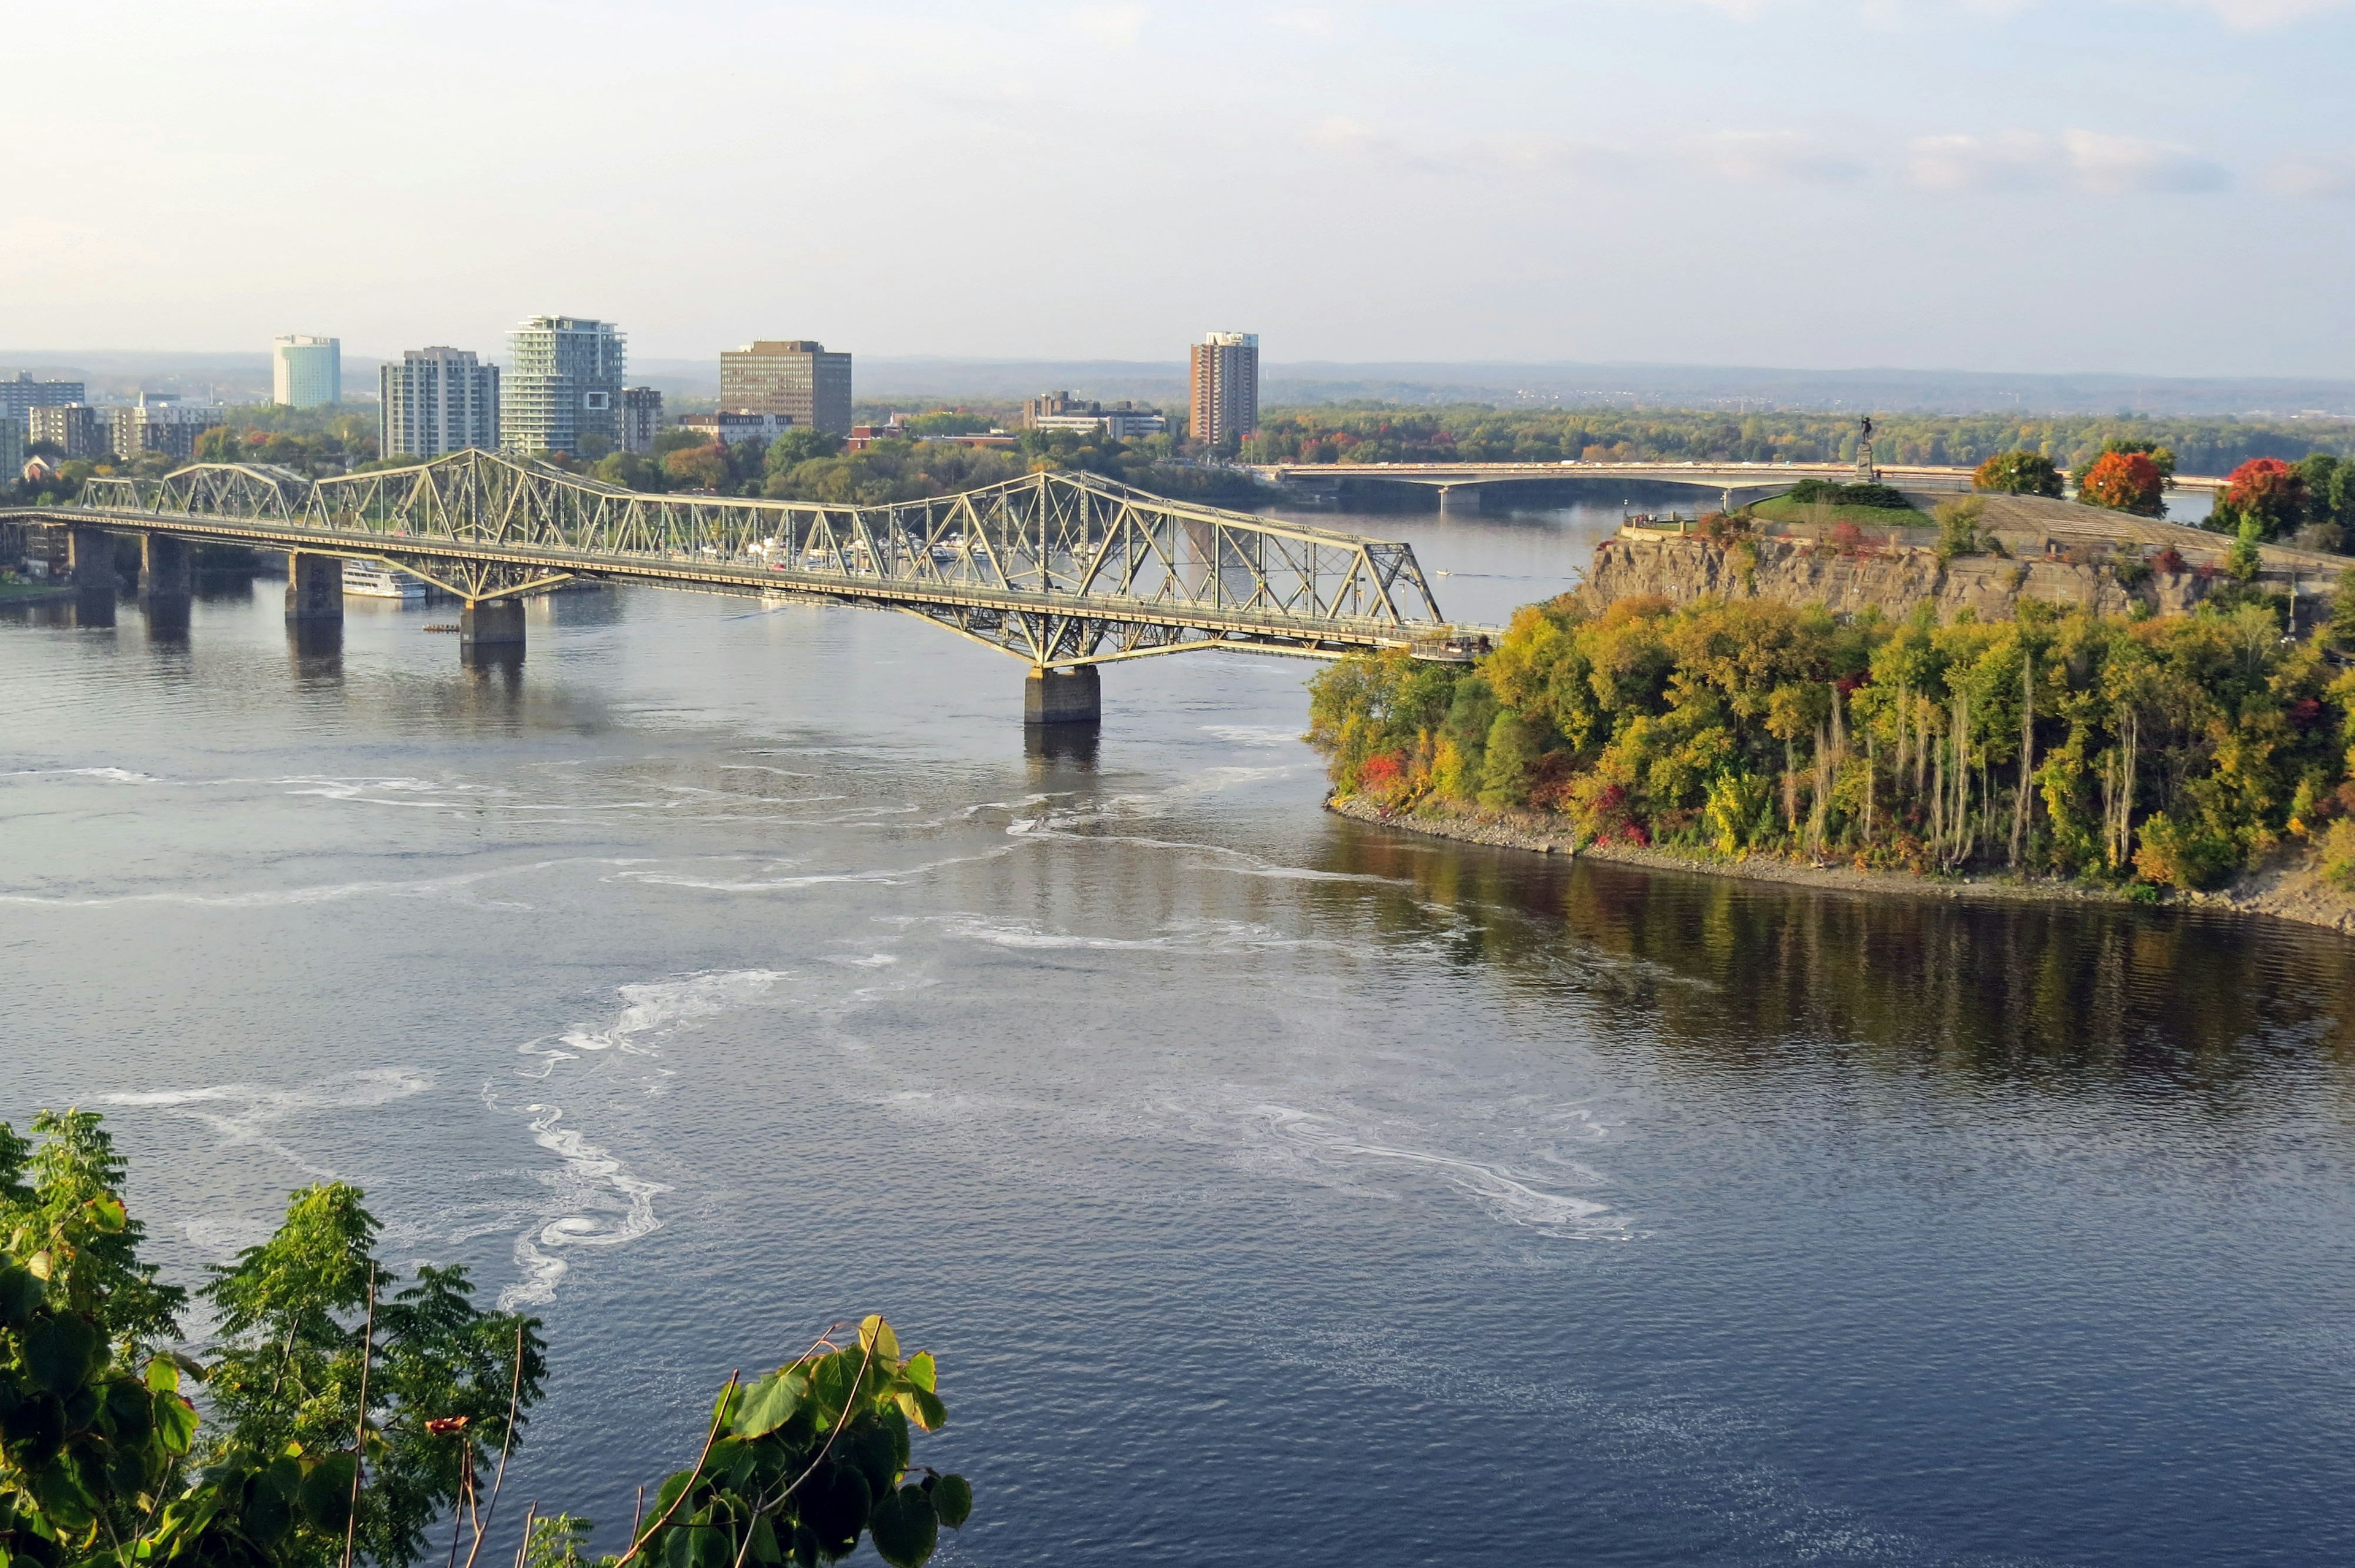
(6, 0, 2353, 378)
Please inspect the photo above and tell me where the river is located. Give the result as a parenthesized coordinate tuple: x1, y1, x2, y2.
(3, 494, 2349, 1567)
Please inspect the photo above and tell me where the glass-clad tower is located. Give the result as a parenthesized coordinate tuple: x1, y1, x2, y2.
(501, 316, 624, 455)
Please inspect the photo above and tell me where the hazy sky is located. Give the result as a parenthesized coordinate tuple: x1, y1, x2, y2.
(7, 0, 2352, 377)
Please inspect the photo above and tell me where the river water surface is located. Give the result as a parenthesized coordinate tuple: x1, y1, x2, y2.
(4, 497, 2351, 1567)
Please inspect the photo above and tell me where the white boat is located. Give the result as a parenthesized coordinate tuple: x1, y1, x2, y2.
(342, 562, 428, 602)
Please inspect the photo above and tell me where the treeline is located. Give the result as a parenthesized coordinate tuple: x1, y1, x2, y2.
(572, 427, 1263, 506)
(1311, 587, 2355, 890)
(1246, 406, 2355, 476)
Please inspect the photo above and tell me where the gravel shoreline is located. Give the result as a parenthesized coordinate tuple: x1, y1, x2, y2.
(1327, 792, 2355, 936)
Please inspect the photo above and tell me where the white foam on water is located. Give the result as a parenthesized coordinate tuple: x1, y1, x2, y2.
(556, 969, 786, 1055)
(1197, 724, 1302, 749)
(0, 766, 159, 783)
(491, 968, 797, 1307)
(499, 1105, 673, 1309)
(611, 843, 1020, 894)
(1246, 1104, 1619, 1238)
(927, 913, 1342, 955)
(104, 1068, 436, 1178)
(0, 856, 632, 910)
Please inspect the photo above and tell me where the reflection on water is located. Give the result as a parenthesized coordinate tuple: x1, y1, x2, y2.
(4, 527, 2354, 1567)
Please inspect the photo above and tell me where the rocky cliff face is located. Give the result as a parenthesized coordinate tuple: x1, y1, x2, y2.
(1576, 532, 2197, 620)
(1574, 494, 2343, 623)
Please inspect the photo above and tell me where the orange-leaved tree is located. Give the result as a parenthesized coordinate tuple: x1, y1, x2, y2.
(2077, 451, 2167, 517)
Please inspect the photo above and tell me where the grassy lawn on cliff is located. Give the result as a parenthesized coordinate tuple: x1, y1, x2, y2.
(1752, 496, 1934, 529)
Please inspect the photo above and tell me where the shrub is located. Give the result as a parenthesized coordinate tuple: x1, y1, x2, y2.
(2133, 813, 2239, 890)
(2321, 818, 2355, 892)
(1785, 478, 1912, 510)
(1934, 497, 1987, 562)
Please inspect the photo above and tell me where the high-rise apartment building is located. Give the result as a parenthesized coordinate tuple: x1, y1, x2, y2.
(1189, 331, 1258, 450)
(0, 416, 23, 482)
(0, 372, 86, 428)
(272, 335, 342, 408)
(106, 394, 223, 461)
(620, 387, 664, 456)
(502, 316, 625, 454)
(28, 404, 107, 461)
(380, 347, 500, 459)
(719, 341, 852, 437)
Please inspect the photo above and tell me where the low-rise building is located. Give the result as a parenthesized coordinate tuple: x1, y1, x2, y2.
(107, 394, 224, 462)
(620, 388, 665, 455)
(28, 404, 107, 461)
(1024, 391, 1166, 439)
(680, 410, 792, 448)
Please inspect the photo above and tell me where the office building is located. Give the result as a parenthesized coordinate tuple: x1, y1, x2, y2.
(680, 410, 791, 448)
(380, 347, 500, 459)
(502, 316, 625, 454)
(0, 372, 86, 428)
(28, 403, 107, 461)
(272, 335, 342, 408)
(1025, 392, 1166, 440)
(1189, 331, 1259, 449)
(719, 340, 852, 437)
(106, 394, 223, 461)
(620, 388, 664, 455)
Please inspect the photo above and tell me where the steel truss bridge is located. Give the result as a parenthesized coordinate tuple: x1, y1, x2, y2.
(6, 451, 1470, 672)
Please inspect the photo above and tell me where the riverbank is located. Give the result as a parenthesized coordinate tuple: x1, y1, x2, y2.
(1328, 792, 2355, 936)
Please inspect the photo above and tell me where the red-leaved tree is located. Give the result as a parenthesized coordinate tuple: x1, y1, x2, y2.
(2221, 457, 2309, 541)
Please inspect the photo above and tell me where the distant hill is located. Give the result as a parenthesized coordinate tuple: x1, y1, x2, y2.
(9, 351, 2353, 419)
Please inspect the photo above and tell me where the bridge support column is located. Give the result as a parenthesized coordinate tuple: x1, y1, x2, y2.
(140, 535, 193, 638)
(1025, 664, 1100, 726)
(286, 553, 344, 623)
(1436, 485, 1482, 513)
(70, 527, 117, 595)
(460, 597, 526, 656)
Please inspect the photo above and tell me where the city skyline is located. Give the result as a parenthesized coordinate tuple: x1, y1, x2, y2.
(4, 2, 2353, 378)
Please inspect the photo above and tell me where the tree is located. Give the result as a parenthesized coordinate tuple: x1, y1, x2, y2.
(1972, 450, 2062, 497)
(2077, 451, 2167, 517)
(0, 1114, 971, 1568)
(2211, 457, 2310, 543)
(663, 445, 733, 492)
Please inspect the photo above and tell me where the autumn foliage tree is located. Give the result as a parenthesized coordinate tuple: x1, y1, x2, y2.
(2208, 457, 2310, 542)
(2077, 450, 2168, 517)
(1972, 450, 2062, 497)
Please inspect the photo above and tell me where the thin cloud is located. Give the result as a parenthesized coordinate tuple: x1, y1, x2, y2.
(1907, 132, 2056, 191)
(1678, 130, 1865, 185)
(1069, 4, 1147, 45)
(2267, 150, 2355, 197)
(2062, 129, 2231, 193)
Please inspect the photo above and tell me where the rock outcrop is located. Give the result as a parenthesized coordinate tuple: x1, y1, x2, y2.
(1576, 494, 2346, 624)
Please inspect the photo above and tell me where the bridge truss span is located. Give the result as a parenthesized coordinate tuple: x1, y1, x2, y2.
(59, 451, 1457, 668)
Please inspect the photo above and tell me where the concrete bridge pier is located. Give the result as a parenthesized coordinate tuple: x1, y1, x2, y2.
(139, 535, 193, 635)
(460, 598, 526, 662)
(70, 526, 117, 595)
(1025, 664, 1100, 726)
(286, 552, 344, 624)
(1436, 484, 1483, 513)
